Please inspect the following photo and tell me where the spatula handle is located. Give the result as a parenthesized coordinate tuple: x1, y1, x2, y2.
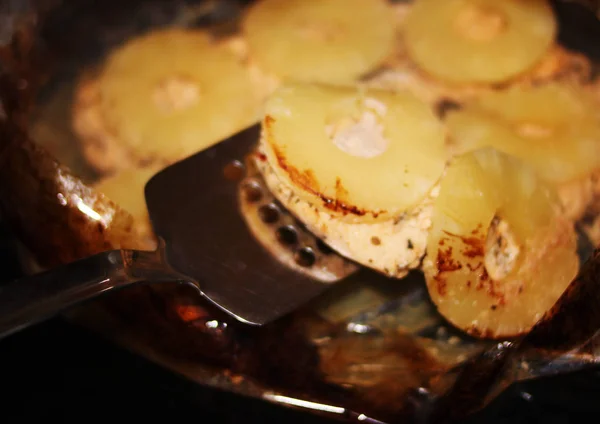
(0, 249, 177, 340)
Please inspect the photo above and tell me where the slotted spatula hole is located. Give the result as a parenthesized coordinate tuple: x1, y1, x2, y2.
(258, 203, 280, 224)
(276, 225, 298, 246)
(223, 160, 245, 181)
(238, 145, 359, 283)
(295, 247, 316, 268)
(242, 179, 263, 203)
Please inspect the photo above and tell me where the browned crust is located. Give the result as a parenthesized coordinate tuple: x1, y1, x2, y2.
(427, 206, 578, 340)
(264, 114, 386, 219)
(433, 229, 499, 309)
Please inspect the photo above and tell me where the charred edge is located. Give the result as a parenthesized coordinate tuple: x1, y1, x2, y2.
(320, 194, 382, 218)
(334, 177, 349, 202)
(466, 325, 496, 339)
(461, 236, 484, 258)
(264, 114, 275, 129)
(267, 115, 385, 218)
(434, 242, 463, 296)
(272, 144, 320, 193)
(443, 230, 485, 259)
(471, 223, 484, 235)
(440, 231, 507, 305)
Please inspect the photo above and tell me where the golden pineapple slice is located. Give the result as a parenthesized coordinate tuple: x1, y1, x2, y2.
(98, 29, 262, 165)
(94, 165, 163, 249)
(424, 148, 578, 339)
(243, 0, 396, 84)
(262, 82, 447, 222)
(403, 0, 556, 83)
(446, 83, 600, 184)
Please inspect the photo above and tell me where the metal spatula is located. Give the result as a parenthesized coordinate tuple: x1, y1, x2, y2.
(0, 125, 358, 339)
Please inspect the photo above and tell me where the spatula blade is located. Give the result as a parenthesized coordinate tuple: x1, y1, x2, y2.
(144, 125, 342, 325)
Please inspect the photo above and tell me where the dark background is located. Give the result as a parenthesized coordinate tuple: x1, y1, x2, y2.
(2, 1, 600, 422)
(1, 220, 600, 423)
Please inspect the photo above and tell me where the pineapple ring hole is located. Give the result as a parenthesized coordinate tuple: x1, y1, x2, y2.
(454, 4, 508, 42)
(483, 217, 521, 281)
(297, 21, 344, 42)
(515, 122, 555, 139)
(153, 75, 200, 114)
(325, 97, 389, 159)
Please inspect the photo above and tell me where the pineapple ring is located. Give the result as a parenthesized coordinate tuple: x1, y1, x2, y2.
(255, 142, 436, 278)
(97, 29, 262, 164)
(403, 0, 556, 84)
(262, 82, 447, 222)
(424, 148, 578, 339)
(446, 83, 600, 184)
(242, 0, 396, 84)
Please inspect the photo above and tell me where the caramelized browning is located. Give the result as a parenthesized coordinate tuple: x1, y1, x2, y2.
(425, 148, 579, 339)
(262, 82, 446, 223)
